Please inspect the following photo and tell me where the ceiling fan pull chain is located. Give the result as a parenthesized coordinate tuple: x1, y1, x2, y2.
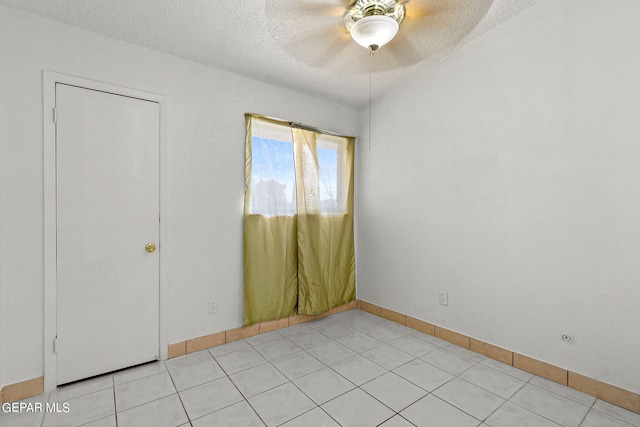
(369, 49, 373, 151)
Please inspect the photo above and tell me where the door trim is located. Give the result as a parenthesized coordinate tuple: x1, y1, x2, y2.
(43, 71, 167, 392)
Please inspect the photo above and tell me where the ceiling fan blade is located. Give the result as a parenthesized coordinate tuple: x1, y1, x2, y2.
(265, 0, 359, 69)
(385, 32, 425, 68)
(267, 0, 350, 17)
(281, 24, 356, 68)
(399, 0, 466, 21)
(375, 0, 494, 68)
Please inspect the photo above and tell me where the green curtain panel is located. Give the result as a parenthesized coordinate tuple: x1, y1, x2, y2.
(292, 128, 355, 315)
(243, 114, 355, 325)
(243, 215, 298, 325)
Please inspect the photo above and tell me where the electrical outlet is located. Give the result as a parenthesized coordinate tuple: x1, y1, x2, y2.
(561, 334, 574, 343)
(439, 291, 449, 306)
(208, 299, 218, 314)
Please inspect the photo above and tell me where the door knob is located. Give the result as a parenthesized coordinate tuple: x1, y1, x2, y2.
(145, 243, 156, 253)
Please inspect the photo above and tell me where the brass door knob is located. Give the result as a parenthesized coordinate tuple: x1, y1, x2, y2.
(145, 243, 156, 253)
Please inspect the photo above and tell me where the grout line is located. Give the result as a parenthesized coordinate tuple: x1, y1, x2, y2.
(111, 375, 118, 427)
(318, 406, 344, 427)
(576, 399, 598, 427)
(505, 398, 567, 426)
(483, 398, 510, 424)
(170, 371, 194, 424)
(428, 393, 484, 424)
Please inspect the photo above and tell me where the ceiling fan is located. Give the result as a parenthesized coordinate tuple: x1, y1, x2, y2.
(266, 0, 494, 73)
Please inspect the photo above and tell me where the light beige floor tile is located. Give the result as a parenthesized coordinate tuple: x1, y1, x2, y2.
(253, 337, 302, 361)
(277, 323, 312, 337)
(593, 399, 640, 426)
(459, 363, 526, 399)
(336, 331, 383, 353)
(388, 335, 439, 357)
(248, 382, 316, 427)
(286, 329, 333, 350)
(401, 394, 481, 427)
(322, 388, 395, 427)
(165, 349, 212, 371)
(509, 384, 590, 427)
(114, 371, 175, 412)
(433, 378, 505, 421)
(420, 348, 478, 376)
(379, 415, 416, 427)
(0, 392, 51, 422)
(337, 315, 380, 331)
(480, 358, 534, 382)
(1, 411, 45, 427)
(279, 407, 340, 427)
(362, 325, 406, 342)
(409, 331, 448, 346)
(307, 341, 356, 366)
(214, 347, 267, 374)
(113, 361, 166, 386)
(207, 339, 249, 357)
(169, 358, 226, 391)
(229, 363, 288, 398)
(245, 331, 283, 346)
(293, 367, 355, 405)
(361, 344, 414, 370)
(485, 401, 561, 427)
(81, 415, 116, 426)
(117, 394, 187, 427)
(191, 400, 264, 427)
(580, 409, 636, 427)
(331, 355, 388, 386)
(43, 388, 115, 427)
(441, 342, 490, 363)
(382, 321, 415, 335)
(393, 358, 454, 392)
(529, 375, 596, 406)
(361, 372, 427, 412)
(271, 351, 325, 380)
(313, 322, 357, 340)
(179, 376, 244, 420)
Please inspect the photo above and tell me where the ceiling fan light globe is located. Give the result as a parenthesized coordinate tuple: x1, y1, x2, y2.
(350, 15, 399, 50)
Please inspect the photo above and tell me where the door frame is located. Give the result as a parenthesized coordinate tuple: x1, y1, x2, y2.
(43, 71, 167, 392)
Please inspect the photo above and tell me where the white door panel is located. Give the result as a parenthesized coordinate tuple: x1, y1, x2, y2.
(56, 83, 160, 385)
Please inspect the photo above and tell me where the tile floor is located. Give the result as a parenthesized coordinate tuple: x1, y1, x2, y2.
(2, 309, 640, 427)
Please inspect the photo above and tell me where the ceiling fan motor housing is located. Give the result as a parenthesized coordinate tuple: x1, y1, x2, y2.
(363, 4, 387, 17)
(347, 0, 405, 24)
(347, 0, 405, 51)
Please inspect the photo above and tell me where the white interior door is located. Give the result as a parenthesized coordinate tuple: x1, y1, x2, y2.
(56, 83, 160, 385)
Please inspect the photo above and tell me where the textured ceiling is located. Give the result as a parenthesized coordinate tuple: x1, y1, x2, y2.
(0, 0, 542, 107)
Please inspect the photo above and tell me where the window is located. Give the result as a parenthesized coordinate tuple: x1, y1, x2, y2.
(250, 135, 296, 216)
(249, 120, 348, 216)
(317, 135, 347, 215)
(243, 114, 356, 324)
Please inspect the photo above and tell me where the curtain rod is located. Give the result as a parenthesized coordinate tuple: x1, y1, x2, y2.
(247, 113, 354, 139)
(290, 122, 353, 139)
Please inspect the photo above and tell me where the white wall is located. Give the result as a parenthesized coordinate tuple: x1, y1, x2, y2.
(357, 0, 640, 394)
(0, 7, 358, 390)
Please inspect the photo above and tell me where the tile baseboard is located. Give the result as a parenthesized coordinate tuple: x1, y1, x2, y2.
(1, 376, 43, 404)
(355, 299, 640, 414)
(169, 300, 357, 355)
(0, 301, 356, 404)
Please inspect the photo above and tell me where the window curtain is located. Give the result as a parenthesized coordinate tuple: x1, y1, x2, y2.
(243, 114, 355, 326)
